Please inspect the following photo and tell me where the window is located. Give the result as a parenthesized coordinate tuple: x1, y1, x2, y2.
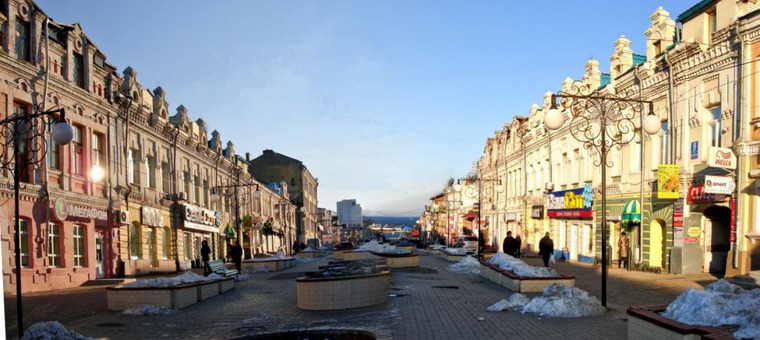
(653, 41, 662, 55)
(709, 107, 722, 147)
(94, 54, 105, 68)
(72, 125, 84, 175)
(129, 222, 141, 259)
(147, 156, 156, 188)
(46, 121, 61, 170)
(130, 149, 140, 184)
(707, 9, 717, 45)
(17, 219, 29, 267)
(571, 150, 579, 183)
(15, 19, 30, 62)
(92, 133, 104, 169)
(47, 223, 61, 267)
(73, 53, 85, 89)
(162, 227, 170, 259)
(161, 161, 170, 193)
(127, 149, 134, 183)
(184, 233, 192, 259)
(194, 175, 200, 203)
(183, 171, 190, 197)
(73, 225, 85, 267)
(203, 179, 209, 207)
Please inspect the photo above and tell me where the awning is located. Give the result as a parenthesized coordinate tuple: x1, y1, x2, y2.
(621, 200, 641, 225)
(462, 211, 477, 221)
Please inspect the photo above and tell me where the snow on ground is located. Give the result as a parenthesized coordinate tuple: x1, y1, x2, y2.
(356, 240, 397, 252)
(662, 279, 760, 339)
(488, 283, 605, 317)
(249, 251, 292, 261)
(243, 265, 270, 273)
(489, 252, 558, 277)
(121, 271, 222, 288)
(448, 255, 480, 274)
(21, 321, 91, 340)
(121, 305, 178, 316)
(294, 256, 312, 264)
(428, 244, 446, 250)
(443, 247, 467, 255)
(301, 246, 314, 252)
(235, 273, 253, 281)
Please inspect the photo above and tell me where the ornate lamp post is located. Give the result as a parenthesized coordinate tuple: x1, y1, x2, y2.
(211, 179, 261, 254)
(543, 83, 661, 307)
(454, 175, 504, 259)
(0, 108, 73, 337)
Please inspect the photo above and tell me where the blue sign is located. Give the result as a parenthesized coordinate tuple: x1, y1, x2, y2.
(691, 141, 698, 160)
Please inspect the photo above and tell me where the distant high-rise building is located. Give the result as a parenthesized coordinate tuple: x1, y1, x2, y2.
(337, 199, 363, 227)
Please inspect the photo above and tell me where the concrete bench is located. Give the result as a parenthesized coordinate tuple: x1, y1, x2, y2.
(208, 259, 238, 277)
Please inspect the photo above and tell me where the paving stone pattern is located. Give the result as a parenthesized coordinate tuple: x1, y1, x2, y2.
(6, 251, 723, 339)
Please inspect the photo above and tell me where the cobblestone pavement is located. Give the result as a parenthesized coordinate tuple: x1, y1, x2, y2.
(4, 251, 724, 339)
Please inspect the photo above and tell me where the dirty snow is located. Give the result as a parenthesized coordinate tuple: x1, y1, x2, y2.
(443, 247, 467, 255)
(121, 271, 223, 288)
(294, 256, 312, 264)
(356, 240, 398, 252)
(121, 305, 178, 316)
(448, 255, 480, 274)
(235, 273, 253, 281)
(249, 251, 292, 261)
(21, 321, 91, 340)
(488, 283, 605, 317)
(489, 252, 558, 277)
(662, 279, 760, 339)
(243, 265, 270, 273)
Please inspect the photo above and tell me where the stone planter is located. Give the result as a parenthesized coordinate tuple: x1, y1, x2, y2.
(243, 258, 293, 272)
(627, 305, 738, 340)
(343, 250, 380, 261)
(479, 261, 575, 293)
(296, 251, 319, 258)
(440, 250, 468, 262)
(106, 283, 198, 311)
(296, 260, 390, 311)
(333, 250, 351, 260)
(370, 251, 419, 268)
(218, 278, 235, 293)
(396, 245, 417, 252)
(197, 280, 220, 301)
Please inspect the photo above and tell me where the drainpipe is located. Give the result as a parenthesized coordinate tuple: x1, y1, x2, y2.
(732, 21, 743, 270)
(664, 53, 675, 165)
(634, 65, 645, 265)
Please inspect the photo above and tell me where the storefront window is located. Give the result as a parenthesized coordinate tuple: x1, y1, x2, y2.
(47, 223, 61, 267)
(17, 219, 29, 267)
(73, 225, 85, 267)
(185, 232, 192, 259)
(129, 222, 141, 259)
(163, 227, 170, 259)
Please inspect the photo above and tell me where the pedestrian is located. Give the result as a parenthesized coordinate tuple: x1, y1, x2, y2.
(618, 231, 630, 270)
(539, 232, 554, 267)
(201, 240, 211, 276)
(230, 238, 243, 273)
(292, 240, 300, 254)
(502, 231, 516, 257)
(515, 234, 522, 259)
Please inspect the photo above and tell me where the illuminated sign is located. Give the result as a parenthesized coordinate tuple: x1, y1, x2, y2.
(183, 204, 222, 233)
(546, 184, 593, 218)
(52, 198, 107, 221)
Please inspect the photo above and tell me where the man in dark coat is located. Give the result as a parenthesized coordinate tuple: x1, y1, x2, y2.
(230, 238, 243, 273)
(502, 231, 516, 257)
(514, 234, 522, 258)
(539, 232, 554, 267)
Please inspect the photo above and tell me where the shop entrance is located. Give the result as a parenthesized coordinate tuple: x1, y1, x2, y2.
(95, 233, 104, 279)
(649, 219, 666, 268)
(703, 206, 730, 275)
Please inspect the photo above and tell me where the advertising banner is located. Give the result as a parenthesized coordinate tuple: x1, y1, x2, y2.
(704, 175, 735, 195)
(531, 205, 544, 219)
(673, 199, 684, 247)
(657, 164, 679, 199)
(707, 147, 737, 169)
(687, 184, 729, 203)
(545, 184, 593, 219)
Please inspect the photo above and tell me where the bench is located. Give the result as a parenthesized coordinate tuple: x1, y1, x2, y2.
(207, 259, 238, 277)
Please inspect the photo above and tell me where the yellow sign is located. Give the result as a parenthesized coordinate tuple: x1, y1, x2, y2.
(687, 227, 701, 237)
(657, 164, 680, 199)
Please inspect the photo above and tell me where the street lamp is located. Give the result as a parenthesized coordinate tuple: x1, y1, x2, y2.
(454, 175, 504, 259)
(211, 178, 261, 254)
(0, 108, 73, 337)
(544, 83, 660, 307)
(300, 206, 320, 249)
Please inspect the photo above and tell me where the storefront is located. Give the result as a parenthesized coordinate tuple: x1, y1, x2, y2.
(687, 182, 732, 275)
(546, 184, 593, 262)
(181, 203, 222, 270)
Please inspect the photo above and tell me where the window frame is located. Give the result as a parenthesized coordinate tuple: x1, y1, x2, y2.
(15, 18, 30, 62)
(17, 218, 30, 267)
(47, 223, 61, 267)
(72, 125, 84, 175)
(129, 221, 141, 259)
(73, 225, 85, 267)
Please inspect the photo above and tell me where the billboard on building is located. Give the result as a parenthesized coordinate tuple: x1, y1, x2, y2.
(657, 164, 679, 199)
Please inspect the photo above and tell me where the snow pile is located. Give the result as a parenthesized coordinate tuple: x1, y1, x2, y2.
(121, 304, 178, 315)
(448, 255, 480, 274)
(356, 240, 397, 252)
(235, 273, 253, 281)
(488, 284, 604, 317)
(294, 256, 312, 264)
(121, 271, 222, 288)
(443, 247, 467, 255)
(250, 251, 291, 261)
(662, 279, 760, 339)
(243, 265, 269, 273)
(301, 246, 314, 252)
(489, 252, 558, 277)
(21, 321, 91, 340)
(428, 244, 445, 250)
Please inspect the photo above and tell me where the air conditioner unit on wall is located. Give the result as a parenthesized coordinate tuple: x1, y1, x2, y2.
(114, 210, 129, 225)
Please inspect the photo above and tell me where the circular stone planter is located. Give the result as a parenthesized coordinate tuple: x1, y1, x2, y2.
(239, 329, 381, 339)
(369, 251, 419, 268)
(296, 260, 390, 310)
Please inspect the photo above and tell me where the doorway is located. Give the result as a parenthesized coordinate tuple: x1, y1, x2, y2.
(95, 233, 104, 279)
(649, 219, 666, 268)
(704, 206, 730, 275)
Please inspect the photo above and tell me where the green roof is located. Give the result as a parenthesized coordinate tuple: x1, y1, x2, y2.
(677, 0, 718, 23)
(632, 54, 646, 66)
(599, 73, 611, 89)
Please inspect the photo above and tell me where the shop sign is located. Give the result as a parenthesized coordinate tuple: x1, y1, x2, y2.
(657, 164, 679, 199)
(704, 175, 735, 195)
(730, 197, 736, 243)
(707, 147, 737, 169)
(141, 207, 163, 227)
(183, 204, 222, 233)
(687, 227, 701, 237)
(505, 213, 516, 221)
(546, 184, 593, 218)
(687, 184, 729, 203)
(684, 237, 699, 243)
(531, 205, 544, 219)
(673, 199, 684, 247)
(691, 141, 698, 160)
(52, 197, 107, 221)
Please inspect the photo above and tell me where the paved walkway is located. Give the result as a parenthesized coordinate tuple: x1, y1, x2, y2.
(4, 251, 725, 339)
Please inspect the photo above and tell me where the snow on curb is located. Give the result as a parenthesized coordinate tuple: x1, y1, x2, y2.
(488, 283, 605, 317)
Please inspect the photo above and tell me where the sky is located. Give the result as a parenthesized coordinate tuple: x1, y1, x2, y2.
(36, 0, 694, 216)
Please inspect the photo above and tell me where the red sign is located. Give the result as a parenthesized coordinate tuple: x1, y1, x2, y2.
(730, 197, 736, 243)
(684, 237, 699, 243)
(673, 198, 683, 228)
(687, 184, 729, 203)
(547, 210, 593, 218)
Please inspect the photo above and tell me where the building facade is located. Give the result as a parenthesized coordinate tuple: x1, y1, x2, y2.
(336, 199, 362, 227)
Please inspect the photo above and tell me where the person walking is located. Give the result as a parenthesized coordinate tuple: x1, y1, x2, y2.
(230, 238, 243, 273)
(618, 231, 630, 270)
(502, 231, 516, 257)
(539, 232, 554, 267)
(515, 234, 522, 259)
(201, 240, 211, 276)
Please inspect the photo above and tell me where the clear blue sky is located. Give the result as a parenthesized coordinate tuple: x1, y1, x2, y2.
(37, 0, 693, 216)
